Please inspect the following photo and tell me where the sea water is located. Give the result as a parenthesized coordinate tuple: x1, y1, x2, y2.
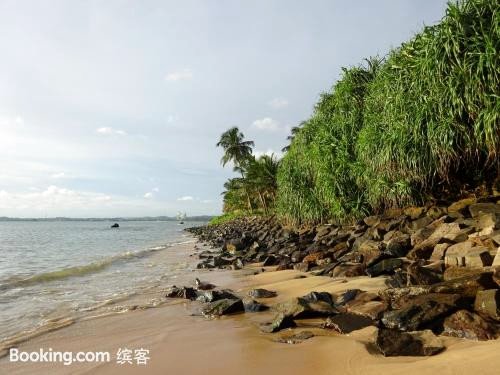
(0, 220, 204, 342)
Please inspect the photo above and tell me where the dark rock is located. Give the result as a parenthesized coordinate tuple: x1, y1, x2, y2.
(332, 263, 365, 277)
(474, 289, 500, 321)
(334, 289, 361, 308)
(201, 298, 244, 317)
(232, 258, 244, 270)
(195, 278, 216, 290)
(384, 234, 411, 257)
(248, 288, 277, 298)
(375, 328, 444, 357)
(408, 223, 469, 260)
(356, 240, 384, 265)
(448, 198, 476, 214)
(213, 256, 233, 267)
(443, 266, 485, 281)
(469, 203, 500, 218)
(430, 243, 450, 261)
(381, 293, 462, 331)
(366, 258, 403, 277)
(346, 299, 388, 321)
(406, 263, 443, 286)
(165, 286, 197, 300)
(385, 270, 408, 288)
(263, 255, 278, 266)
(443, 310, 497, 340)
(293, 262, 310, 272)
(195, 289, 238, 303)
(428, 271, 497, 298)
(323, 313, 373, 333)
(275, 296, 337, 318)
(243, 299, 269, 312)
(302, 291, 335, 306)
(310, 262, 338, 276)
(110, 223, 119, 228)
(445, 242, 493, 268)
(260, 313, 296, 333)
(291, 250, 304, 263)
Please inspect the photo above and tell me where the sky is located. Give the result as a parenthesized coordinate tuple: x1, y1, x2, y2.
(0, 0, 449, 218)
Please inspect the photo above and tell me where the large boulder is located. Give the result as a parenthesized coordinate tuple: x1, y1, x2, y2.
(431, 243, 451, 261)
(445, 242, 493, 267)
(196, 289, 239, 303)
(331, 263, 365, 277)
(260, 313, 296, 333)
(443, 310, 497, 340)
(165, 286, 197, 300)
(408, 223, 471, 260)
(448, 198, 476, 215)
(406, 263, 443, 286)
(381, 293, 461, 331)
(469, 203, 500, 218)
(201, 298, 245, 317)
(243, 299, 269, 312)
(274, 295, 336, 318)
(384, 234, 411, 257)
(323, 313, 373, 334)
(428, 272, 497, 298)
(375, 328, 444, 357)
(474, 289, 500, 321)
(366, 258, 403, 277)
(356, 240, 384, 265)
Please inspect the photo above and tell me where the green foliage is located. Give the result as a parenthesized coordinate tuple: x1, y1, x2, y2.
(208, 210, 264, 226)
(277, 0, 499, 225)
(217, 128, 280, 213)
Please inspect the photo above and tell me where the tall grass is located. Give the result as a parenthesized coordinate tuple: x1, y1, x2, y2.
(277, 0, 499, 225)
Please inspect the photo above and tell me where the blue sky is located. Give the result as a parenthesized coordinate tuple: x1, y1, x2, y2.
(0, 0, 449, 217)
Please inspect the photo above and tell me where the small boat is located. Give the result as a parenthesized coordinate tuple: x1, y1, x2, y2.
(111, 223, 119, 228)
(176, 212, 187, 225)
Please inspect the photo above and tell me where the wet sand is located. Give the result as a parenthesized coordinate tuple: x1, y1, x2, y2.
(2, 243, 500, 374)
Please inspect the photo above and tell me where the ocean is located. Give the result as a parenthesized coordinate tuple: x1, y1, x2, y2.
(0, 220, 204, 343)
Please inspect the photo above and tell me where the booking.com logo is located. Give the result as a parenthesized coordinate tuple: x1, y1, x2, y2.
(9, 347, 150, 366)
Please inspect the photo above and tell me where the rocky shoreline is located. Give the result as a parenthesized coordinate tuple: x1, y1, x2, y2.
(173, 196, 500, 356)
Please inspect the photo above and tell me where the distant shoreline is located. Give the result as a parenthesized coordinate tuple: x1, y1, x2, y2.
(0, 216, 214, 222)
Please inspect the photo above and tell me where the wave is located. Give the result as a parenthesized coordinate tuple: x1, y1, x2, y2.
(0, 244, 175, 291)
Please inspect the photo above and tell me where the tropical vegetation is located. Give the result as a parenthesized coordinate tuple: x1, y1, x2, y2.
(216, 0, 499, 225)
(216, 127, 280, 215)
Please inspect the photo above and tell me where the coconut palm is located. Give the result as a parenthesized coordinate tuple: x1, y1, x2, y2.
(217, 127, 255, 210)
(216, 127, 255, 170)
(245, 154, 280, 212)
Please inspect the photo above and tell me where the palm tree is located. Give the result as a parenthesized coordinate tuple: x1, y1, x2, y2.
(216, 127, 254, 170)
(217, 127, 255, 210)
(245, 154, 280, 212)
(281, 122, 305, 152)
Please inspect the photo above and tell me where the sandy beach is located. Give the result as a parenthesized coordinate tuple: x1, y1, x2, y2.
(2, 241, 500, 375)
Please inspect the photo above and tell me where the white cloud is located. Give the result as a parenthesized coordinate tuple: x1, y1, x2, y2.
(268, 97, 289, 109)
(167, 114, 179, 123)
(201, 199, 213, 204)
(253, 149, 283, 159)
(165, 69, 193, 82)
(0, 186, 113, 213)
(96, 127, 127, 136)
(152, 187, 160, 192)
(143, 192, 153, 199)
(177, 196, 194, 201)
(51, 172, 66, 179)
(252, 117, 280, 131)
